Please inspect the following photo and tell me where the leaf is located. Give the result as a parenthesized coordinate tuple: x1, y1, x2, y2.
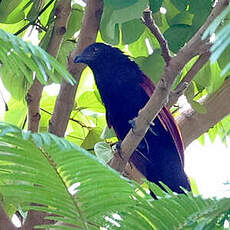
(164, 24, 191, 53)
(0, 29, 75, 99)
(170, 11, 193, 26)
(0, 63, 31, 100)
(103, 0, 138, 10)
(128, 29, 158, 58)
(65, 4, 84, 39)
(190, 101, 207, 114)
(4, 99, 27, 127)
(149, 0, 163, 13)
(94, 141, 113, 164)
(121, 19, 145, 44)
(77, 90, 105, 113)
(135, 49, 165, 83)
(0, 0, 24, 23)
(171, 0, 189, 11)
(100, 0, 148, 45)
(100, 125, 116, 139)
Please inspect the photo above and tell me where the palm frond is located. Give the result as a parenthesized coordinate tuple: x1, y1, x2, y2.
(0, 29, 74, 99)
(0, 123, 229, 229)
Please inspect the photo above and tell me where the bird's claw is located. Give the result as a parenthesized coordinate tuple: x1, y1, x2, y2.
(128, 119, 136, 134)
(111, 141, 123, 159)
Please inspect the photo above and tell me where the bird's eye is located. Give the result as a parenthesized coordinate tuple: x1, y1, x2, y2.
(92, 47, 98, 54)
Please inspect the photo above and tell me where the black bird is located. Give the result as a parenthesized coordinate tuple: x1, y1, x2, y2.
(74, 43, 191, 195)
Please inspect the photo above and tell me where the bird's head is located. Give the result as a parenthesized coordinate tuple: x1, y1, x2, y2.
(74, 42, 126, 67)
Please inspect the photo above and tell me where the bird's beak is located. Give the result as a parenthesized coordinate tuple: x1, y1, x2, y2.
(74, 55, 84, 63)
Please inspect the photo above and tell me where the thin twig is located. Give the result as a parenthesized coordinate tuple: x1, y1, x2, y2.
(14, 0, 56, 36)
(142, 8, 171, 65)
(40, 108, 93, 129)
(167, 51, 211, 108)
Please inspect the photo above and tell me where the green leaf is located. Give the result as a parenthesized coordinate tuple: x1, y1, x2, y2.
(0, 0, 24, 23)
(128, 29, 157, 58)
(4, 99, 27, 127)
(190, 101, 207, 114)
(65, 4, 84, 39)
(0, 29, 75, 96)
(77, 91, 105, 113)
(149, 0, 163, 13)
(170, 11, 193, 26)
(103, 0, 138, 9)
(164, 24, 191, 53)
(100, 0, 148, 45)
(94, 141, 114, 164)
(100, 125, 116, 139)
(1, 63, 31, 100)
(171, 0, 189, 11)
(135, 49, 165, 83)
(121, 19, 145, 44)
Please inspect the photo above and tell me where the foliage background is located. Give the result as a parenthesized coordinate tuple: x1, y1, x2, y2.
(0, 0, 230, 229)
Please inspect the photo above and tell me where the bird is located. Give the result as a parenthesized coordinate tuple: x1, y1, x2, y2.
(74, 42, 191, 196)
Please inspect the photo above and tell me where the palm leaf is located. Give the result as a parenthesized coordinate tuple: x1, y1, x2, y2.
(0, 29, 74, 99)
(0, 123, 229, 229)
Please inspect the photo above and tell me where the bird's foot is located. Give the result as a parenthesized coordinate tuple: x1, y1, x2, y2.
(111, 141, 123, 160)
(128, 119, 137, 134)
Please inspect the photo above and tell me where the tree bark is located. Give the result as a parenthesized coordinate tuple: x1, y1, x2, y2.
(178, 77, 230, 147)
(49, 0, 104, 137)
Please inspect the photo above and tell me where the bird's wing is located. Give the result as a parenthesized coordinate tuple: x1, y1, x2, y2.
(140, 74, 184, 165)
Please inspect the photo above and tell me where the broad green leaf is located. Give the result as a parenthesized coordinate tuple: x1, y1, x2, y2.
(170, 11, 193, 26)
(171, 0, 189, 11)
(193, 61, 211, 89)
(0, 0, 24, 23)
(149, 0, 163, 13)
(135, 49, 165, 83)
(128, 29, 158, 57)
(103, 0, 138, 9)
(164, 24, 191, 53)
(65, 4, 84, 39)
(1, 63, 31, 100)
(4, 99, 27, 127)
(190, 101, 207, 114)
(100, 125, 116, 139)
(77, 90, 105, 113)
(218, 45, 230, 74)
(121, 19, 145, 44)
(81, 127, 103, 150)
(163, 0, 180, 26)
(94, 142, 114, 164)
(100, 0, 148, 45)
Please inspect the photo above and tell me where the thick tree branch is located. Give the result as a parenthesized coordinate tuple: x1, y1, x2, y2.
(178, 77, 230, 147)
(27, 0, 71, 133)
(167, 51, 211, 108)
(142, 8, 171, 64)
(124, 76, 230, 183)
(49, 0, 103, 137)
(109, 0, 230, 173)
(24, 1, 72, 229)
(0, 203, 17, 230)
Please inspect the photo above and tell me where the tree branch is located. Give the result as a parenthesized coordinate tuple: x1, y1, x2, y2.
(142, 8, 171, 64)
(24, 0, 72, 229)
(178, 77, 230, 147)
(109, 0, 230, 173)
(0, 203, 17, 230)
(167, 51, 211, 108)
(27, 0, 71, 133)
(49, 0, 104, 137)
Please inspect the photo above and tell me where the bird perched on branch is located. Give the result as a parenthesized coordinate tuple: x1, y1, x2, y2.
(74, 43, 191, 195)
